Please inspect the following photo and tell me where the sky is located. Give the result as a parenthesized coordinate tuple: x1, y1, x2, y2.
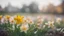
(0, 0, 62, 9)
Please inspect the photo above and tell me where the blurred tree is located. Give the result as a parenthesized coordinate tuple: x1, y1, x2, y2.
(56, 5, 62, 14)
(4, 3, 12, 12)
(0, 5, 2, 9)
(62, 0, 64, 14)
(21, 4, 28, 12)
(0, 5, 2, 12)
(4, 3, 20, 12)
(47, 3, 55, 14)
(29, 2, 39, 13)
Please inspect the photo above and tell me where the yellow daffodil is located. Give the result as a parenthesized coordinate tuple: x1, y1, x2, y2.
(14, 15, 24, 24)
(5, 15, 10, 20)
(0, 15, 2, 20)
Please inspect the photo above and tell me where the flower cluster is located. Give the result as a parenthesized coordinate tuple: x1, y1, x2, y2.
(0, 15, 64, 36)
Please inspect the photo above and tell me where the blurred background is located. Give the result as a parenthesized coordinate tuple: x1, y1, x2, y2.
(0, 0, 64, 19)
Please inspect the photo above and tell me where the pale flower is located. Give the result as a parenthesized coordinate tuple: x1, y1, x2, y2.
(20, 24, 29, 32)
(26, 17, 31, 21)
(37, 16, 44, 24)
(43, 25, 46, 29)
(28, 20, 34, 24)
(26, 17, 34, 24)
(37, 19, 44, 24)
(9, 17, 15, 24)
(37, 16, 42, 19)
(48, 21, 54, 29)
(56, 18, 61, 24)
(3, 17, 9, 23)
(5, 15, 11, 20)
(23, 19, 28, 24)
(45, 23, 48, 25)
(10, 20, 15, 24)
(36, 23, 42, 29)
